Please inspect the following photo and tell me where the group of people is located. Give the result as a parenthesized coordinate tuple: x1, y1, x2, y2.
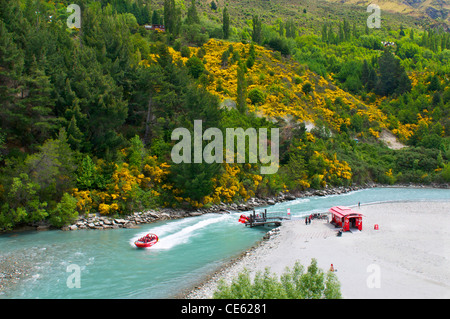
(305, 215, 312, 225)
(138, 234, 158, 243)
(304, 213, 325, 225)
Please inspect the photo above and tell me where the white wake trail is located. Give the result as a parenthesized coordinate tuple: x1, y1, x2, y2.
(130, 214, 230, 249)
(152, 215, 228, 250)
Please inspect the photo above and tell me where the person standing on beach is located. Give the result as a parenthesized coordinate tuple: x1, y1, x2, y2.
(358, 202, 361, 208)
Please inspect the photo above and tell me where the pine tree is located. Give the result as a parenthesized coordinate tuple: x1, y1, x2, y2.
(399, 24, 405, 37)
(0, 20, 24, 144)
(361, 59, 370, 86)
(68, 46, 128, 155)
(367, 68, 377, 92)
(20, 56, 58, 145)
(76, 155, 97, 190)
(186, 56, 205, 78)
(396, 72, 412, 95)
(427, 74, 441, 92)
(67, 115, 84, 151)
(127, 135, 145, 169)
(361, 59, 377, 91)
(375, 50, 410, 96)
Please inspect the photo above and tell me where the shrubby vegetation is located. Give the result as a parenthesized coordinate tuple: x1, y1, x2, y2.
(0, 0, 448, 230)
(213, 259, 342, 299)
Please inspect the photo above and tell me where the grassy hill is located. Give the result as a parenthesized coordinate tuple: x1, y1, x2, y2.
(324, 0, 450, 23)
(153, 0, 430, 30)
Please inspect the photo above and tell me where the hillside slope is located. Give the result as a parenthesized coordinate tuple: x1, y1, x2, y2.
(169, 39, 409, 140)
(154, 0, 423, 30)
(323, 0, 450, 23)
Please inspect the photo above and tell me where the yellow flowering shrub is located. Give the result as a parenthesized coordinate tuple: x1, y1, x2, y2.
(166, 39, 401, 142)
(72, 150, 172, 215)
(311, 151, 352, 186)
(72, 189, 93, 214)
(170, 162, 266, 208)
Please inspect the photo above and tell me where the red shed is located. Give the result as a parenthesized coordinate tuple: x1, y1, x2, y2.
(329, 206, 363, 232)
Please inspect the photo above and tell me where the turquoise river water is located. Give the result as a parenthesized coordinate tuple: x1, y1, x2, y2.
(0, 187, 448, 299)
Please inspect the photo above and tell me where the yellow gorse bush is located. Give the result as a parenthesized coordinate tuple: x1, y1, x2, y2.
(168, 39, 402, 138)
(72, 154, 171, 215)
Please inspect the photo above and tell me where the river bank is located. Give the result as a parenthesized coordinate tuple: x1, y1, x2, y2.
(2, 183, 448, 234)
(1, 188, 449, 298)
(29, 183, 450, 232)
(35, 185, 369, 232)
(185, 200, 450, 299)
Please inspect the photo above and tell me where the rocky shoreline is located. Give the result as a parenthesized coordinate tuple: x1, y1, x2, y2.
(61, 185, 366, 231)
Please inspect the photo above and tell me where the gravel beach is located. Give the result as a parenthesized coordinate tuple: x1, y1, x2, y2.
(0, 250, 36, 296)
(186, 200, 450, 299)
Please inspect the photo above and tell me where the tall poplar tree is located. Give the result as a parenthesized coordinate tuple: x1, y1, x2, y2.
(223, 7, 230, 39)
(186, 0, 200, 25)
(236, 62, 247, 114)
(164, 0, 180, 36)
(252, 15, 262, 44)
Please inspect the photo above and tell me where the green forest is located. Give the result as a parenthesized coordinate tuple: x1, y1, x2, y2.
(0, 0, 449, 230)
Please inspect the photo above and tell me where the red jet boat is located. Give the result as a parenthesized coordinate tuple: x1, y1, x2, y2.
(134, 233, 159, 248)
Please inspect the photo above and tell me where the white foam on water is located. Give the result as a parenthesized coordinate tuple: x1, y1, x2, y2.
(288, 198, 311, 205)
(129, 217, 194, 246)
(129, 214, 230, 249)
(152, 215, 229, 250)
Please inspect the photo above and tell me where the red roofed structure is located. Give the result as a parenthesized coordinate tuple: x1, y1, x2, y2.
(329, 206, 363, 232)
